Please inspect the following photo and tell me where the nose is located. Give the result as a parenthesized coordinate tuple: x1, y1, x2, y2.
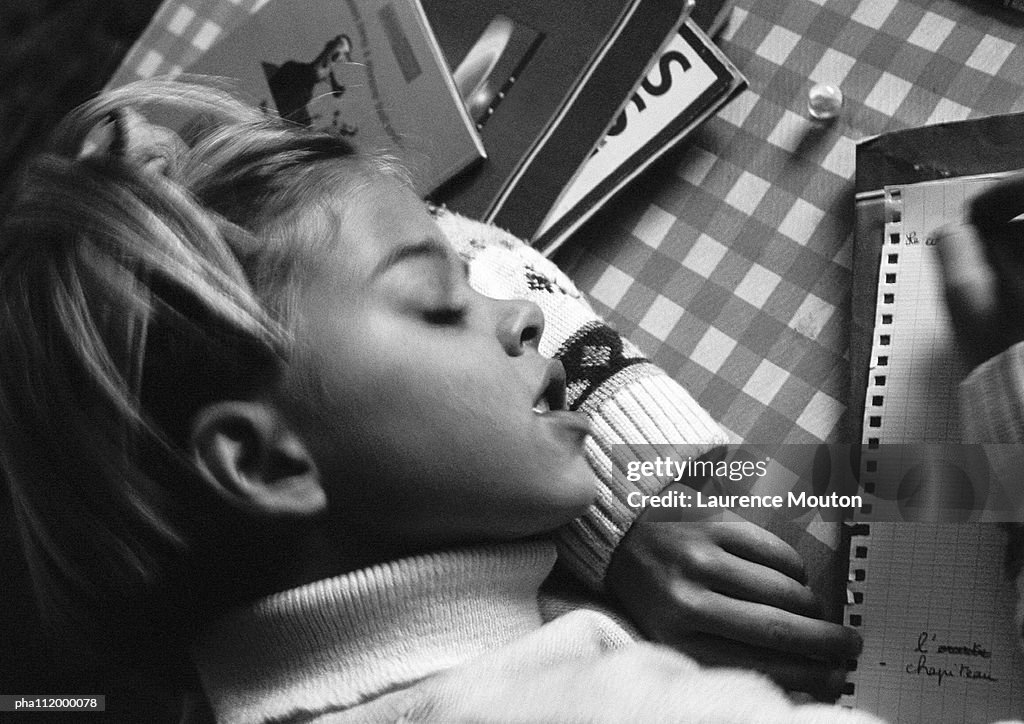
(496, 299, 544, 356)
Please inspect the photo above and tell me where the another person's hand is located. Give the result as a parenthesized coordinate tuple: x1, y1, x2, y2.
(934, 173, 1024, 366)
(605, 513, 861, 701)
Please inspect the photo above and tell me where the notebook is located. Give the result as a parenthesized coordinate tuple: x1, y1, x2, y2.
(844, 522, 1024, 722)
(863, 176, 994, 446)
(843, 173, 1024, 721)
(856, 174, 1023, 521)
(849, 113, 1024, 447)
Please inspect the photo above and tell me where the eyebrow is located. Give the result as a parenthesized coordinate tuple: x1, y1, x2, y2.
(371, 238, 469, 279)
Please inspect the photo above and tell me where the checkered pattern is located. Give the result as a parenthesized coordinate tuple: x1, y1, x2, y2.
(110, 0, 1024, 446)
(559, 0, 1024, 445)
(108, 0, 266, 86)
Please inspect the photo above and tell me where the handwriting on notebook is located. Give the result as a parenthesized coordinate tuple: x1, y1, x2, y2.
(902, 631, 999, 686)
(843, 523, 1024, 722)
(847, 174, 1024, 722)
(900, 230, 940, 245)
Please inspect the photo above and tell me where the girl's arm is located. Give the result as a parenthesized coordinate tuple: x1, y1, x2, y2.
(436, 208, 860, 699)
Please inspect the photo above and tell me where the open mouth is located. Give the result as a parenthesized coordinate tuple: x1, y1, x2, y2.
(532, 360, 567, 414)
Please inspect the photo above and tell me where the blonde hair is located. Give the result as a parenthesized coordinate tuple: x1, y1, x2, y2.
(0, 79, 397, 668)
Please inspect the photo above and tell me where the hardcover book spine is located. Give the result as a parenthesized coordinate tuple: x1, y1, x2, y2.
(490, 0, 688, 237)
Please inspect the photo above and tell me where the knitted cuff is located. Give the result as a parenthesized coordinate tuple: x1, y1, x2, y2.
(437, 208, 727, 589)
(556, 363, 728, 586)
(960, 342, 1024, 445)
(959, 343, 1024, 509)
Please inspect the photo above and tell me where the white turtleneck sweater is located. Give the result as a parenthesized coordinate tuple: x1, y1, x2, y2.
(191, 542, 631, 723)
(191, 540, 885, 724)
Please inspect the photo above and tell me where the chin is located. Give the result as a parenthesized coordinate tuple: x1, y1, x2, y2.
(526, 469, 600, 532)
(483, 499, 591, 541)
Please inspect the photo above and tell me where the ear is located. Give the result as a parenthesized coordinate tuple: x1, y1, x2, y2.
(189, 401, 327, 520)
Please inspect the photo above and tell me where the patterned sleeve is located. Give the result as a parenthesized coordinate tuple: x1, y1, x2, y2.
(435, 207, 728, 589)
(960, 343, 1024, 446)
(959, 343, 1024, 651)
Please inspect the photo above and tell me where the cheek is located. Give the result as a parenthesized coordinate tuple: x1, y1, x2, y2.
(304, 336, 502, 462)
(295, 315, 571, 496)
(299, 350, 593, 540)
(360, 369, 535, 497)
(357, 324, 520, 423)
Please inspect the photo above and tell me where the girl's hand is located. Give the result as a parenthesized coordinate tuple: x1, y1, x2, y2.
(606, 514, 861, 701)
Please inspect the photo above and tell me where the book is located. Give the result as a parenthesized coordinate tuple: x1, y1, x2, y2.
(849, 113, 1024, 445)
(854, 169, 1024, 517)
(843, 122, 1024, 721)
(534, 19, 745, 253)
(851, 123, 1024, 519)
(420, 0, 693, 247)
(185, 0, 485, 196)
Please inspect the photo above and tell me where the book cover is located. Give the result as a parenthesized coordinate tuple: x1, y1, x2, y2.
(422, 0, 688, 242)
(535, 19, 746, 254)
(186, 0, 485, 195)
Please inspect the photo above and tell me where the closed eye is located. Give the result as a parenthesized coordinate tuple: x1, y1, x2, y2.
(422, 306, 467, 325)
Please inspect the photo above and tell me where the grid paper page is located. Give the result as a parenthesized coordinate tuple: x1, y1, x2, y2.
(858, 175, 1021, 521)
(844, 523, 1024, 722)
(869, 177, 999, 445)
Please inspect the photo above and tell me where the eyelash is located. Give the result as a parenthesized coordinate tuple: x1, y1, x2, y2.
(423, 306, 467, 325)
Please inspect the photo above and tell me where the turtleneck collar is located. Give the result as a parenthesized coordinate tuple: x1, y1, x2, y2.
(191, 540, 557, 724)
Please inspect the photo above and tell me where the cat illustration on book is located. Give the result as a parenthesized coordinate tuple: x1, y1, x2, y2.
(262, 35, 353, 128)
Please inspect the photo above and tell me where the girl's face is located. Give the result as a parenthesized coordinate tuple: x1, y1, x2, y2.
(281, 177, 597, 550)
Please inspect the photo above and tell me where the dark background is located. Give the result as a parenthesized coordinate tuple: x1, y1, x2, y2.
(0, 2, 177, 720)
(0, 0, 162, 192)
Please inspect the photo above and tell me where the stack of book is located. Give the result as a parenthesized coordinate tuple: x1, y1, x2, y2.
(179, 0, 746, 253)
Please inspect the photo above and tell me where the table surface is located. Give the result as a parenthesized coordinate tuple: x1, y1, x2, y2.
(111, 0, 1024, 446)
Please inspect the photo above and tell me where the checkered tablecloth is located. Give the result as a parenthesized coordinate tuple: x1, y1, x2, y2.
(557, 0, 1024, 445)
(110, 0, 1024, 446)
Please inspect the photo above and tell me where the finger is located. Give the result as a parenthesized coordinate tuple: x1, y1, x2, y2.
(682, 592, 862, 662)
(712, 520, 807, 584)
(934, 220, 1024, 364)
(982, 221, 1024, 317)
(709, 550, 821, 618)
(970, 172, 1024, 233)
(674, 633, 851, 701)
(965, 176, 1024, 296)
(933, 223, 1000, 327)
